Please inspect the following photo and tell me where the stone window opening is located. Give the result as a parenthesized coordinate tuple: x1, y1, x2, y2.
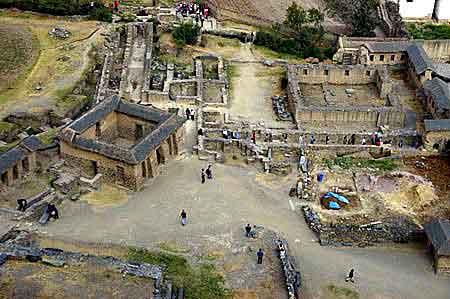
(146, 157, 153, 178)
(366, 70, 371, 76)
(390, 55, 395, 61)
(95, 122, 101, 138)
(344, 70, 350, 76)
(369, 55, 374, 62)
(13, 165, 19, 180)
(324, 69, 329, 76)
(1, 172, 8, 185)
(303, 69, 308, 75)
(22, 158, 29, 173)
(401, 54, 406, 60)
(380, 55, 385, 61)
(167, 138, 173, 155)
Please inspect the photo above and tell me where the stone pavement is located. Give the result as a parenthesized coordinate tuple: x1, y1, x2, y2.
(41, 157, 450, 299)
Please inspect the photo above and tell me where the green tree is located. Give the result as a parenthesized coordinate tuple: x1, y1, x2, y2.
(284, 3, 309, 32)
(307, 8, 324, 28)
(172, 22, 201, 47)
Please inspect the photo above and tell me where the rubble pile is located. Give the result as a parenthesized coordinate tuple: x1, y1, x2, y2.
(49, 27, 71, 39)
(272, 96, 291, 121)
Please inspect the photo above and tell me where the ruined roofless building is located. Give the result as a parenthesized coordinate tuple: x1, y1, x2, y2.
(59, 96, 186, 191)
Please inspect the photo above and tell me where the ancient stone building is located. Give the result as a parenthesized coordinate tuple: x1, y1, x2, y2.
(59, 96, 185, 191)
(0, 136, 42, 188)
(424, 219, 450, 274)
(424, 119, 450, 151)
(406, 44, 434, 88)
(360, 41, 409, 65)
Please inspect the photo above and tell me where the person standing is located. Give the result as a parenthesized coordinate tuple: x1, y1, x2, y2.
(180, 209, 187, 226)
(325, 135, 330, 145)
(257, 248, 264, 264)
(185, 108, 191, 120)
(310, 135, 315, 145)
(190, 108, 195, 120)
(345, 269, 355, 283)
(245, 224, 252, 238)
(206, 164, 213, 179)
(361, 137, 366, 145)
(351, 134, 356, 145)
(201, 169, 206, 184)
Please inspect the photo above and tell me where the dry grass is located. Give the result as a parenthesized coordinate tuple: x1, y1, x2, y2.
(0, 14, 102, 116)
(81, 184, 129, 210)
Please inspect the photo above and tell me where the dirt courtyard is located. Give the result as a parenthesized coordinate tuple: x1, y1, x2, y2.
(34, 157, 450, 299)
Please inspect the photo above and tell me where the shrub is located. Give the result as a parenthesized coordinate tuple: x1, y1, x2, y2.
(172, 22, 200, 47)
(89, 7, 112, 22)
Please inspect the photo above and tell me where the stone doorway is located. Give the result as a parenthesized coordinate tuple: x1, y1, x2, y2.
(1, 172, 8, 185)
(156, 147, 165, 165)
(116, 166, 125, 185)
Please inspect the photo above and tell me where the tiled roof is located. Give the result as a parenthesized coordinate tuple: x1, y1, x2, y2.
(21, 136, 42, 152)
(407, 44, 433, 75)
(424, 219, 450, 256)
(424, 77, 450, 113)
(432, 63, 450, 81)
(364, 41, 411, 53)
(0, 136, 42, 174)
(424, 119, 450, 132)
(60, 96, 186, 165)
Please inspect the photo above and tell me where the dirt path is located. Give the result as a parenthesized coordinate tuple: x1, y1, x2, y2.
(228, 44, 292, 128)
(124, 29, 146, 102)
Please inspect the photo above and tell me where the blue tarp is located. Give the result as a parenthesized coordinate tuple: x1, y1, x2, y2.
(328, 201, 340, 210)
(322, 192, 350, 204)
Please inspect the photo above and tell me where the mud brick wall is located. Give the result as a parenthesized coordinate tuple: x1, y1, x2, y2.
(60, 141, 139, 190)
(116, 113, 157, 141)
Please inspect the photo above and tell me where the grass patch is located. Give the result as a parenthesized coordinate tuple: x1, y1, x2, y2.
(0, 139, 20, 153)
(127, 248, 231, 299)
(325, 157, 398, 171)
(158, 241, 191, 254)
(325, 284, 359, 299)
(0, 121, 18, 133)
(37, 128, 57, 145)
(225, 64, 238, 95)
(254, 45, 304, 62)
(407, 23, 450, 40)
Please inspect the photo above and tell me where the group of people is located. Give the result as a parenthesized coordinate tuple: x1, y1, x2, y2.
(222, 128, 241, 140)
(305, 132, 406, 148)
(185, 108, 196, 121)
(176, 1, 209, 19)
(201, 164, 213, 183)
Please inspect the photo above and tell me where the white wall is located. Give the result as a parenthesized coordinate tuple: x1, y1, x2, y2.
(435, 0, 450, 20)
(397, 0, 436, 19)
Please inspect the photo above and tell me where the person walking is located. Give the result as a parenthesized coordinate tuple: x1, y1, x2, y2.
(206, 164, 213, 179)
(201, 169, 206, 184)
(345, 269, 355, 283)
(245, 224, 252, 238)
(257, 248, 264, 264)
(325, 135, 330, 145)
(180, 209, 187, 226)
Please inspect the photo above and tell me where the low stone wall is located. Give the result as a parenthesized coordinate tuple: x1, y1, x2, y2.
(302, 206, 424, 247)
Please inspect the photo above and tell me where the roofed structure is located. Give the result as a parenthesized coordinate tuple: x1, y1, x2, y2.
(407, 44, 433, 75)
(424, 219, 450, 256)
(424, 78, 450, 114)
(425, 119, 450, 132)
(364, 41, 411, 53)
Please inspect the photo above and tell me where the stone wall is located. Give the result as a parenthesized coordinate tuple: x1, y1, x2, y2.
(435, 255, 450, 274)
(0, 153, 37, 187)
(290, 64, 381, 85)
(421, 39, 450, 62)
(423, 131, 450, 151)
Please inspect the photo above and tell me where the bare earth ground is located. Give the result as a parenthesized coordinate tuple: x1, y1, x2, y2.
(34, 157, 450, 299)
(0, 260, 154, 299)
